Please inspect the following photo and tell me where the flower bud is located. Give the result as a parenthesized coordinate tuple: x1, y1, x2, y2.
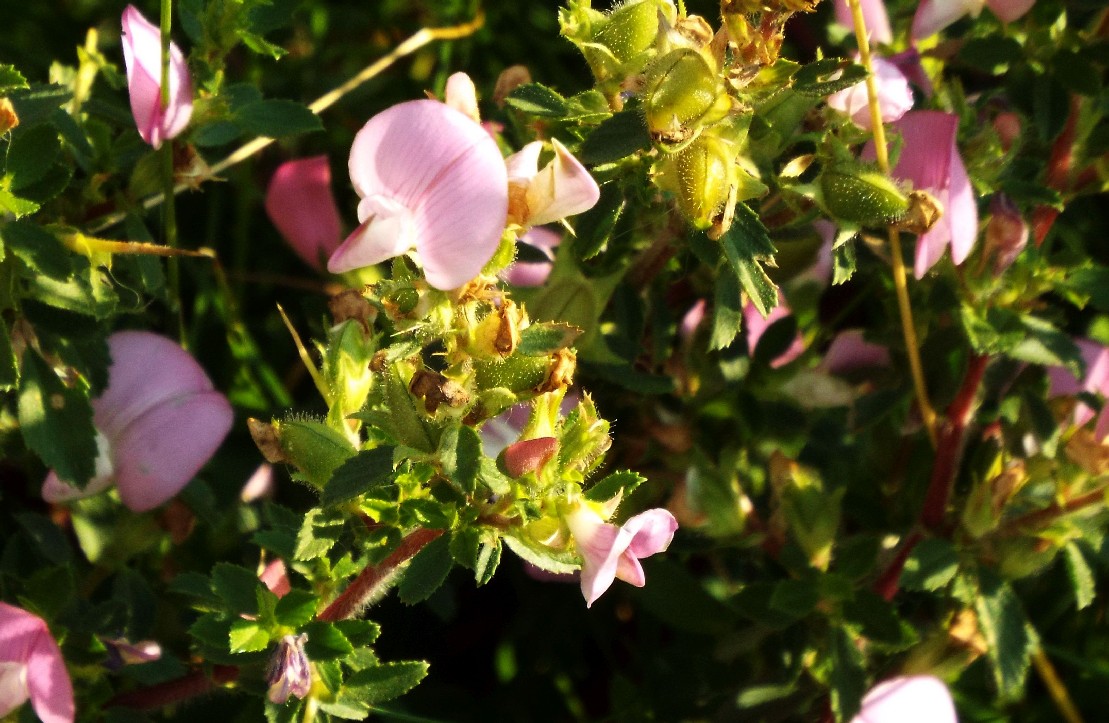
(503, 437, 559, 478)
(643, 49, 729, 141)
(984, 193, 1028, 275)
(671, 134, 736, 230)
(0, 98, 18, 135)
(819, 165, 909, 226)
(591, 0, 663, 63)
(266, 634, 311, 705)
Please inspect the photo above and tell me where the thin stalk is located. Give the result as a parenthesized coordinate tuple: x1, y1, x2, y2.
(88, 13, 485, 234)
(1031, 648, 1085, 723)
(846, 0, 938, 444)
(158, 0, 184, 342)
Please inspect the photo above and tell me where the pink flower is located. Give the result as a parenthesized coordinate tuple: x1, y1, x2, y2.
(821, 330, 891, 375)
(260, 559, 291, 599)
(444, 72, 481, 123)
(43, 331, 233, 512)
(0, 603, 74, 723)
(867, 111, 978, 278)
(502, 226, 561, 287)
(851, 675, 957, 723)
(327, 100, 509, 290)
(121, 5, 193, 149)
(505, 139, 600, 228)
(912, 0, 1035, 39)
(834, 0, 893, 45)
(745, 292, 805, 368)
(564, 505, 678, 607)
(1048, 339, 1109, 440)
(828, 55, 913, 130)
(265, 157, 343, 271)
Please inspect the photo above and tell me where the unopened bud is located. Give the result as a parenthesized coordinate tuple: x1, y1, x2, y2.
(643, 48, 729, 141)
(984, 194, 1028, 275)
(0, 98, 18, 134)
(266, 634, 312, 705)
(672, 134, 736, 230)
(592, 0, 666, 63)
(503, 437, 559, 478)
(819, 165, 909, 227)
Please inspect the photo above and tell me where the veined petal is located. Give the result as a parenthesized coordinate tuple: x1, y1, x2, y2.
(112, 389, 232, 512)
(852, 676, 956, 723)
(523, 139, 601, 227)
(444, 72, 480, 123)
(121, 5, 192, 149)
(92, 331, 216, 440)
(827, 56, 912, 130)
(265, 156, 343, 270)
(623, 508, 679, 558)
(834, 0, 892, 45)
(327, 196, 417, 274)
(912, 0, 986, 39)
(986, 0, 1035, 23)
(566, 506, 632, 607)
(0, 603, 73, 723)
(889, 111, 958, 192)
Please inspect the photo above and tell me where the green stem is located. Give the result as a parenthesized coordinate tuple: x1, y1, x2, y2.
(162, 140, 184, 345)
(159, 0, 172, 108)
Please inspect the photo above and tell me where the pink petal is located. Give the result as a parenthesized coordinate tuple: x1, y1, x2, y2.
(834, 0, 893, 45)
(265, 156, 343, 270)
(260, 559, 291, 599)
(241, 463, 275, 502)
(444, 72, 480, 123)
(888, 49, 934, 97)
(566, 507, 630, 607)
(827, 56, 913, 130)
(523, 140, 601, 227)
(93, 331, 216, 440)
(745, 293, 805, 368)
(340, 99, 508, 290)
(0, 662, 29, 717)
(944, 144, 979, 266)
(914, 197, 955, 279)
(852, 676, 956, 723)
(912, 0, 985, 39)
(615, 552, 647, 586)
(505, 142, 542, 183)
(327, 196, 417, 273)
(0, 603, 74, 723)
(986, 0, 1035, 23)
(680, 299, 707, 342)
(821, 330, 891, 375)
(112, 389, 232, 512)
(501, 227, 559, 287)
(887, 112, 958, 192)
(623, 508, 679, 558)
(121, 5, 192, 148)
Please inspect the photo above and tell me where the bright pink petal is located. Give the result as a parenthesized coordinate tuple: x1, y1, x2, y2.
(341, 99, 508, 289)
(1047, 339, 1107, 428)
(523, 140, 601, 227)
(623, 508, 679, 558)
(834, 0, 892, 45)
(121, 5, 192, 148)
(0, 604, 73, 723)
(822, 330, 890, 374)
(615, 552, 647, 587)
(444, 72, 480, 123)
(852, 676, 956, 723)
(112, 390, 232, 512)
(265, 156, 343, 270)
(827, 56, 913, 130)
(888, 112, 957, 191)
(986, 0, 1035, 23)
(93, 332, 215, 440)
(912, 0, 985, 39)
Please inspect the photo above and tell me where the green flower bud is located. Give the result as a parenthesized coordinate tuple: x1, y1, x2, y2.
(819, 165, 910, 227)
(273, 418, 357, 489)
(643, 49, 729, 141)
(592, 0, 661, 63)
(673, 134, 736, 230)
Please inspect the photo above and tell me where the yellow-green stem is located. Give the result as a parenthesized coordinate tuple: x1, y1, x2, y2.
(846, 0, 937, 445)
(1031, 648, 1085, 723)
(159, 0, 184, 344)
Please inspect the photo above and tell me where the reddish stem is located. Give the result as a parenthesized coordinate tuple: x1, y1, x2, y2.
(317, 528, 444, 622)
(873, 532, 922, 602)
(999, 487, 1107, 535)
(921, 355, 989, 530)
(109, 665, 238, 710)
(1033, 95, 1081, 246)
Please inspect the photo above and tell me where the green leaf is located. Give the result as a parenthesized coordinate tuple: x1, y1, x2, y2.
(975, 569, 1035, 701)
(439, 426, 481, 495)
(8, 85, 71, 127)
(1, 220, 70, 280)
(0, 188, 39, 218)
(584, 470, 646, 502)
(572, 183, 626, 260)
(294, 507, 347, 560)
(900, 539, 959, 592)
(958, 37, 1023, 75)
(517, 322, 582, 356)
(7, 123, 61, 191)
(832, 241, 856, 285)
(827, 626, 866, 722)
(474, 538, 501, 586)
(334, 619, 380, 647)
(792, 58, 868, 97)
(240, 30, 288, 59)
(768, 579, 820, 617)
(717, 204, 778, 317)
(1063, 542, 1095, 611)
(479, 457, 512, 496)
(277, 419, 357, 489)
(211, 563, 264, 615)
(344, 661, 430, 705)
(236, 99, 322, 138)
(1067, 266, 1109, 312)
(0, 64, 28, 93)
(842, 590, 908, 647)
(710, 269, 744, 350)
(302, 621, 354, 660)
(397, 533, 453, 605)
(15, 513, 72, 565)
(18, 350, 97, 487)
(0, 321, 18, 391)
(1008, 316, 1081, 370)
(229, 619, 271, 653)
(322, 447, 396, 506)
(274, 590, 319, 628)
(505, 83, 568, 117)
(579, 109, 651, 164)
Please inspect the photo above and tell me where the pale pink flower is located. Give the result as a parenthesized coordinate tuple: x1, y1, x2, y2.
(260, 559, 291, 599)
(913, 0, 1035, 39)
(266, 633, 311, 704)
(821, 330, 891, 375)
(43, 331, 233, 513)
(834, 0, 893, 45)
(851, 675, 957, 723)
(121, 5, 192, 149)
(564, 505, 678, 607)
(505, 139, 601, 228)
(679, 299, 707, 343)
(867, 111, 978, 278)
(502, 226, 561, 287)
(827, 55, 913, 130)
(745, 292, 805, 368)
(1047, 339, 1109, 440)
(0, 603, 74, 723)
(444, 72, 480, 123)
(240, 463, 275, 503)
(265, 157, 343, 271)
(327, 100, 509, 290)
